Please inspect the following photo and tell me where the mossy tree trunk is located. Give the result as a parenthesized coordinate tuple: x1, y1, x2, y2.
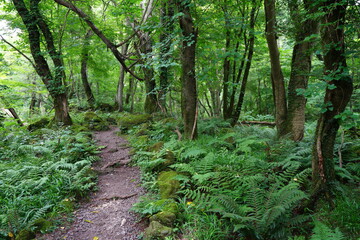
(159, 0, 175, 112)
(177, 0, 198, 139)
(81, 30, 95, 108)
(284, 0, 319, 141)
(12, 0, 72, 125)
(264, 0, 287, 137)
(312, 0, 353, 197)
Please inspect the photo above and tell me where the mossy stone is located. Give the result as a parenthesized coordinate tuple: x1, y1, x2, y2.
(157, 171, 180, 199)
(144, 220, 173, 240)
(15, 229, 35, 240)
(153, 199, 178, 214)
(117, 113, 152, 131)
(149, 211, 176, 227)
(33, 218, 52, 232)
(148, 142, 164, 152)
(84, 112, 109, 131)
(27, 118, 50, 131)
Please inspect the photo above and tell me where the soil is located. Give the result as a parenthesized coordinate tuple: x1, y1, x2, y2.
(39, 126, 146, 240)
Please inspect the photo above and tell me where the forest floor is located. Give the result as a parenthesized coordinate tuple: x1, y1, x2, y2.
(38, 126, 146, 240)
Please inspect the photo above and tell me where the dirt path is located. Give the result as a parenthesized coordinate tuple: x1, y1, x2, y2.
(40, 126, 146, 240)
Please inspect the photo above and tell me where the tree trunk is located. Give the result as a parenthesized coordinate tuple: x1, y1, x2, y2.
(159, 0, 174, 112)
(12, 0, 72, 125)
(81, 30, 95, 108)
(222, 14, 232, 120)
(285, 0, 319, 141)
(264, 0, 287, 137)
(116, 44, 129, 112)
(177, 0, 198, 139)
(312, 0, 353, 197)
(230, 2, 258, 126)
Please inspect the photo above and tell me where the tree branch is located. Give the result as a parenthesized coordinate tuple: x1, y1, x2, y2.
(0, 34, 36, 69)
(53, 0, 143, 81)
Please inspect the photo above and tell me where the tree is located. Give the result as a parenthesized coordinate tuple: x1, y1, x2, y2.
(176, 0, 198, 139)
(81, 30, 95, 108)
(284, 0, 319, 141)
(264, 0, 287, 137)
(264, 0, 319, 140)
(12, 0, 72, 125)
(312, 0, 353, 198)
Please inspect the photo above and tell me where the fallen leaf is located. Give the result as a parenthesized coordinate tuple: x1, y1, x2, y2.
(93, 237, 99, 240)
(85, 219, 93, 223)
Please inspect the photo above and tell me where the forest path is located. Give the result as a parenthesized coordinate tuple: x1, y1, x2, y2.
(39, 126, 146, 240)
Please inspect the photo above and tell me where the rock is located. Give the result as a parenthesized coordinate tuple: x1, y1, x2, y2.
(117, 114, 152, 132)
(27, 118, 50, 131)
(143, 221, 172, 240)
(84, 112, 109, 131)
(149, 211, 176, 227)
(153, 199, 178, 215)
(15, 229, 35, 240)
(157, 171, 180, 199)
(33, 218, 52, 232)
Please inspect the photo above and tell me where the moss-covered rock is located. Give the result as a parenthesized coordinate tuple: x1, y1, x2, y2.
(15, 229, 35, 240)
(143, 220, 173, 240)
(83, 112, 109, 131)
(148, 150, 176, 172)
(117, 113, 152, 131)
(33, 218, 52, 232)
(149, 211, 176, 227)
(157, 171, 180, 199)
(148, 142, 164, 152)
(153, 199, 178, 214)
(27, 118, 50, 131)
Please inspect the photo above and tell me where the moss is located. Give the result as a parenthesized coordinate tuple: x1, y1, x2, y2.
(153, 199, 178, 214)
(117, 113, 152, 131)
(95, 103, 114, 112)
(149, 211, 176, 227)
(33, 218, 52, 232)
(15, 229, 35, 240)
(157, 171, 180, 199)
(27, 118, 50, 131)
(148, 142, 164, 152)
(143, 221, 173, 240)
(83, 112, 109, 131)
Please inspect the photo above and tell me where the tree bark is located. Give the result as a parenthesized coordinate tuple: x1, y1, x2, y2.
(312, 0, 353, 197)
(116, 44, 129, 112)
(230, 2, 258, 126)
(81, 30, 95, 108)
(177, 0, 198, 139)
(159, 0, 174, 112)
(285, 0, 319, 141)
(264, 0, 287, 137)
(12, 0, 72, 125)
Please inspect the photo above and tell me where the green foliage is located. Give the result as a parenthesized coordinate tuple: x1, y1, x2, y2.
(0, 126, 99, 237)
(310, 221, 345, 240)
(129, 120, 317, 240)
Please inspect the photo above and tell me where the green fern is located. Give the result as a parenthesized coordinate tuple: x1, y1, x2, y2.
(310, 221, 345, 240)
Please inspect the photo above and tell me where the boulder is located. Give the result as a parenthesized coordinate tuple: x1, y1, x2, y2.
(84, 112, 109, 131)
(157, 171, 180, 199)
(143, 220, 172, 240)
(149, 211, 176, 227)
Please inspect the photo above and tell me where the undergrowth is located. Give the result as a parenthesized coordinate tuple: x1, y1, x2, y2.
(0, 123, 99, 238)
(127, 117, 360, 240)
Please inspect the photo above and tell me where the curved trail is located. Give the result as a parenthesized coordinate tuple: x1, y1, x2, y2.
(40, 126, 146, 240)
